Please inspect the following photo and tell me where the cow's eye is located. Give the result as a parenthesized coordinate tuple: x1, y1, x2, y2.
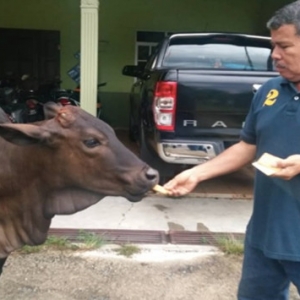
(83, 138, 101, 148)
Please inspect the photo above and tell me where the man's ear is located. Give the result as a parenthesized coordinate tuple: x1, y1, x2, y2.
(0, 123, 50, 146)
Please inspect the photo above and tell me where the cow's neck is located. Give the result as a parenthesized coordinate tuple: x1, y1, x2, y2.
(0, 142, 51, 257)
(0, 142, 104, 258)
(0, 143, 47, 188)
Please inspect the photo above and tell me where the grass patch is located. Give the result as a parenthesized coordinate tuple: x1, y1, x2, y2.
(114, 244, 141, 258)
(77, 230, 106, 250)
(19, 244, 44, 254)
(44, 236, 75, 249)
(215, 235, 244, 255)
(18, 236, 77, 254)
(18, 231, 106, 254)
(200, 237, 209, 245)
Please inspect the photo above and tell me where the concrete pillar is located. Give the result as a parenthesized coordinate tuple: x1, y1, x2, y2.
(80, 0, 99, 116)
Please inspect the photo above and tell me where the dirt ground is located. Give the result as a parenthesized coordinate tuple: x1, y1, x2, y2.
(0, 246, 299, 300)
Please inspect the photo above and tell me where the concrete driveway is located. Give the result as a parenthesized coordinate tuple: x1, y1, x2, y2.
(51, 195, 253, 234)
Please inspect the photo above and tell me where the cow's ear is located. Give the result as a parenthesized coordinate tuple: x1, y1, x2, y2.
(0, 123, 50, 145)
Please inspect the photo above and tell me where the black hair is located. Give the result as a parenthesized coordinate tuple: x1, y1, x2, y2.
(267, 1, 300, 35)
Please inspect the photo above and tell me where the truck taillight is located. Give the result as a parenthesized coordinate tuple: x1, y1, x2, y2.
(153, 81, 177, 131)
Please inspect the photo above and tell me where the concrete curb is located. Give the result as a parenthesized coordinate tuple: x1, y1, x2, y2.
(149, 192, 253, 200)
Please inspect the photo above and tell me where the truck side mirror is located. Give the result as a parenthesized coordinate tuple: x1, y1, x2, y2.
(122, 65, 144, 78)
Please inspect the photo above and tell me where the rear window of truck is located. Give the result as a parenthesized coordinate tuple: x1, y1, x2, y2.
(162, 35, 273, 71)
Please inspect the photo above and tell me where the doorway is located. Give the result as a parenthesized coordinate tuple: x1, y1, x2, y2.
(0, 28, 60, 90)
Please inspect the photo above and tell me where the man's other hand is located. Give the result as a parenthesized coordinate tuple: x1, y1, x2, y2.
(272, 155, 300, 180)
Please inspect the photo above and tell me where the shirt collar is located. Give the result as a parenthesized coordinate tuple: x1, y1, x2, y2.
(279, 76, 290, 86)
(279, 76, 299, 92)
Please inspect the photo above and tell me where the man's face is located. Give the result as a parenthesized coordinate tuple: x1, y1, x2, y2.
(271, 24, 300, 82)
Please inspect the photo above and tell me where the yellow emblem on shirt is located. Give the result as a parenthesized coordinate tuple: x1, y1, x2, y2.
(263, 89, 279, 106)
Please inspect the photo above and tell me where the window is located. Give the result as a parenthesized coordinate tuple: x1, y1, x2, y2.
(162, 35, 274, 71)
(135, 31, 168, 68)
(135, 42, 157, 69)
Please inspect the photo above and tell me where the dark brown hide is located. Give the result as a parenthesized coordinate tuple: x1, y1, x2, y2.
(0, 103, 158, 261)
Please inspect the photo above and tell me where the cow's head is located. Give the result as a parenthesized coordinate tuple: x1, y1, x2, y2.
(0, 103, 159, 216)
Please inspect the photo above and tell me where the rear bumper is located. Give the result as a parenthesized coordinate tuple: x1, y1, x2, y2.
(156, 139, 226, 164)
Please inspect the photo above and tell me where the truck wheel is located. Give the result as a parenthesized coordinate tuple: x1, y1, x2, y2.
(129, 115, 139, 142)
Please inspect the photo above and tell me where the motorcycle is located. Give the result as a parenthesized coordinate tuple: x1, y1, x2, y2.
(68, 82, 107, 118)
(21, 89, 44, 123)
(0, 76, 25, 123)
(37, 78, 79, 107)
(54, 88, 80, 107)
(16, 74, 45, 123)
(0, 88, 25, 123)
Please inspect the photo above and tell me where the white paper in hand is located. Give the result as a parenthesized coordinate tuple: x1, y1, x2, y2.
(252, 153, 282, 176)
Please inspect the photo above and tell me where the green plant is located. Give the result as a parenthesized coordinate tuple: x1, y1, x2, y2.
(77, 230, 106, 250)
(18, 232, 106, 255)
(44, 236, 70, 248)
(19, 244, 44, 254)
(114, 244, 141, 258)
(18, 235, 76, 254)
(215, 235, 244, 255)
(200, 236, 209, 244)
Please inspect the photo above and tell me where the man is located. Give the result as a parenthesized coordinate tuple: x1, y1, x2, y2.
(164, 1, 300, 299)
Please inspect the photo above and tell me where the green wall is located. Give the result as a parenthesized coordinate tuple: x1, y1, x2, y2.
(0, 0, 291, 127)
(255, 0, 293, 35)
(98, 0, 261, 93)
(98, 0, 263, 126)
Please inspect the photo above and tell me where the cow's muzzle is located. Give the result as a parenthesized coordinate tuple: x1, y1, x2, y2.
(126, 166, 159, 202)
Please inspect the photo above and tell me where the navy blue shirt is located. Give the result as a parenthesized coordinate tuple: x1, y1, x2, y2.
(241, 76, 300, 261)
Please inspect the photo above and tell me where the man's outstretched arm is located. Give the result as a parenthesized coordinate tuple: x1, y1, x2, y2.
(164, 141, 256, 197)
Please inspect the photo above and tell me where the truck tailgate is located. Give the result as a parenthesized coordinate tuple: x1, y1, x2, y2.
(174, 70, 274, 138)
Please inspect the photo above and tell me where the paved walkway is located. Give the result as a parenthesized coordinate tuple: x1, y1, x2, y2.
(51, 196, 253, 234)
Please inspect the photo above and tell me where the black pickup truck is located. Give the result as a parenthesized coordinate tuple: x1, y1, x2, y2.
(122, 32, 278, 182)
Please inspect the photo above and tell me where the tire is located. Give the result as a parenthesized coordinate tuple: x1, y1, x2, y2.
(128, 115, 139, 142)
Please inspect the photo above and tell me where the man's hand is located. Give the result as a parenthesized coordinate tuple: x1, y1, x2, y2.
(163, 168, 199, 197)
(272, 155, 300, 180)
(164, 141, 256, 197)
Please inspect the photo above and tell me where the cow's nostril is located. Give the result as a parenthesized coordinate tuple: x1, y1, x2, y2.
(145, 167, 159, 181)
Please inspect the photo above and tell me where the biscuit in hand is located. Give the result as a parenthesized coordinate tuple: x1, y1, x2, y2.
(153, 184, 169, 195)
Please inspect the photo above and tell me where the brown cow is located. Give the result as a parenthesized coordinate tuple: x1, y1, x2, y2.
(0, 102, 159, 276)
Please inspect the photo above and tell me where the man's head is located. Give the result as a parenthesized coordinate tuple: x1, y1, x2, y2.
(267, 1, 300, 83)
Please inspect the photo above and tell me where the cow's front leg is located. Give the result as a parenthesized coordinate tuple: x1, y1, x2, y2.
(0, 257, 7, 276)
